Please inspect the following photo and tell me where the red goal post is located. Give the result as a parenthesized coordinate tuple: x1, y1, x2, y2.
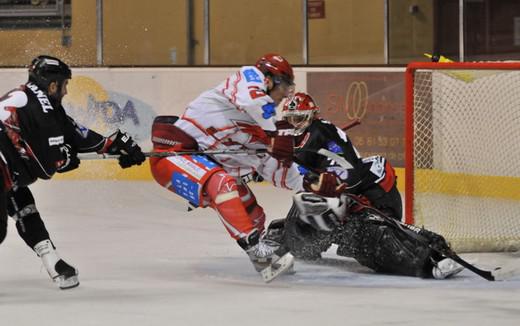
(405, 61, 520, 252)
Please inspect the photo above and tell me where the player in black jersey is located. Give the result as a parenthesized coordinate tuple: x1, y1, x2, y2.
(0, 55, 145, 289)
(264, 92, 464, 279)
(279, 92, 402, 259)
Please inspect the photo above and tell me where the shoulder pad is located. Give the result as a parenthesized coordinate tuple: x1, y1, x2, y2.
(0, 89, 28, 109)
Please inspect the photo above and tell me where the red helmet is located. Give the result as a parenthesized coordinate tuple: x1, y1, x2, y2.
(255, 53, 294, 86)
(282, 92, 320, 135)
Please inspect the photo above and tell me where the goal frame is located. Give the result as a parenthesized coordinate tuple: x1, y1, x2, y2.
(404, 61, 520, 225)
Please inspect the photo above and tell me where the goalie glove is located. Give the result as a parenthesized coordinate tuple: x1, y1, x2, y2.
(268, 120, 295, 167)
(56, 144, 80, 173)
(293, 192, 348, 232)
(105, 130, 146, 168)
(303, 172, 347, 197)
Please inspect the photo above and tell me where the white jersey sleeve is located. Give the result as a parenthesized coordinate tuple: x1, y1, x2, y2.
(256, 156, 304, 191)
(220, 66, 277, 132)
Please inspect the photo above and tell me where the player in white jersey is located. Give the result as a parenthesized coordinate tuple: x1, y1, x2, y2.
(150, 54, 312, 280)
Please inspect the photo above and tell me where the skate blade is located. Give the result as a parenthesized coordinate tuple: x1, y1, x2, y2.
(54, 275, 80, 290)
(260, 252, 295, 283)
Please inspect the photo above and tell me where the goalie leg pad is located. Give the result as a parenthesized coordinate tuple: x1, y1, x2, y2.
(283, 203, 334, 260)
(336, 215, 434, 277)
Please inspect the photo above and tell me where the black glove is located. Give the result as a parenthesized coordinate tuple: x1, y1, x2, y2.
(57, 144, 80, 173)
(107, 130, 146, 168)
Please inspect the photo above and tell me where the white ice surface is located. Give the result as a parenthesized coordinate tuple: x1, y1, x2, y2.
(1, 180, 520, 326)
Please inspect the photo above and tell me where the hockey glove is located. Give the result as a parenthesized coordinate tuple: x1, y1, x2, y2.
(303, 172, 347, 197)
(56, 144, 80, 173)
(268, 120, 295, 167)
(293, 192, 347, 232)
(106, 130, 146, 168)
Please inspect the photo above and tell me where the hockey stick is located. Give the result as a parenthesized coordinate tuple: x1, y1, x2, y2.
(440, 250, 497, 281)
(78, 148, 355, 169)
(78, 148, 269, 160)
(341, 119, 361, 132)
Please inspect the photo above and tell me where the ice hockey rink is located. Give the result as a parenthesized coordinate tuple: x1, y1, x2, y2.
(1, 180, 519, 326)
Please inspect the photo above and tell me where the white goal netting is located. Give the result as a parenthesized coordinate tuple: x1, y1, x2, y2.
(408, 63, 520, 252)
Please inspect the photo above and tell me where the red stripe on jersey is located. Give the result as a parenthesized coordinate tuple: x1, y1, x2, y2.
(221, 77, 230, 96)
(230, 72, 241, 105)
(181, 115, 209, 136)
(379, 161, 397, 192)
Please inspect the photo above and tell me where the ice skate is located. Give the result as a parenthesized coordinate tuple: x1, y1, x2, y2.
(432, 258, 464, 279)
(238, 230, 295, 282)
(34, 239, 79, 289)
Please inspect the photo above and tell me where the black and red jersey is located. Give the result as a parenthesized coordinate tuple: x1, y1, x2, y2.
(0, 82, 107, 187)
(294, 119, 396, 195)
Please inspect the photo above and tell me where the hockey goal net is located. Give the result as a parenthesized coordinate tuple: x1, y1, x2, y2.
(405, 62, 520, 252)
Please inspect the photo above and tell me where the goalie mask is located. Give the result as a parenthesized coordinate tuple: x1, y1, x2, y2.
(282, 92, 320, 135)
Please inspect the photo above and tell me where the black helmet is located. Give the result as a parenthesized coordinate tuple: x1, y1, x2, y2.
(28, 55, 71, 90)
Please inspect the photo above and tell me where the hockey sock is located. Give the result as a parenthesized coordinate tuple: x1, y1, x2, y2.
(237, 184, 266, 232)
(205, 172, 256, 239)
(15, 212, 50, 249)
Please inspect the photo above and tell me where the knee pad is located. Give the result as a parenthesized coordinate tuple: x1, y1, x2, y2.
(7, 187, 49, 248)
(7, 187, 36, 219)
(208, 172, 240, 204)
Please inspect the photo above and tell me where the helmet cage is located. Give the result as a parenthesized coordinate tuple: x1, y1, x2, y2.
(282, 93, 320, 135)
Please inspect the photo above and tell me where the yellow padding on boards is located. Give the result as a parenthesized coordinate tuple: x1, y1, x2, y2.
(415, 169, 520, 201)
(54, 160, 152, 180)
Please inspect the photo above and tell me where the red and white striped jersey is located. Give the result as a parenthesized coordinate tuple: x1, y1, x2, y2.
(175, 66, 303, 190)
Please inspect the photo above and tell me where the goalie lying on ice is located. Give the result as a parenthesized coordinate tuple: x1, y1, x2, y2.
(265, 192, 465, 279)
